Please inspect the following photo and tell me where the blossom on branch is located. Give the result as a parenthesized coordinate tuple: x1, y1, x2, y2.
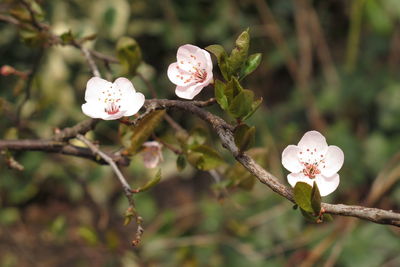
(140, 141, 163, 168)
(81, 77, 145, 120)
(167, 44, 213, 99)
(281, 131, 344, 196)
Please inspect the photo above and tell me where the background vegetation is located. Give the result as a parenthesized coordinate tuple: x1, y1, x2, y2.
(1, 0, 400, 266)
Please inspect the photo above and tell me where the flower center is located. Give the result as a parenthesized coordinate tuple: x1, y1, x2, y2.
(302, 162, 321, 179)
(193, 68, 207, 83)
(105, 102, 120, 115)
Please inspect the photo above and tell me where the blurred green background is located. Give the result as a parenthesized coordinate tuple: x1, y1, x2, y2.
(1, 0, 400, 266)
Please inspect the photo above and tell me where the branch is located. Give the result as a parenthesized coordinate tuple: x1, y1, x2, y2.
(145, 98, 400, 227)
(0, 139, 129, 166)
(53, 119, 99, 141)
(76, 134, 144, 246)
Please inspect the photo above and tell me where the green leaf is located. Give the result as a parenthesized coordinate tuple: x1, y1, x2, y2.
(123, 207, 136, 226)
(125, 110, 166, 154)
(234, 124, 256, 153)
(214, 79, 229, 110)
(77, 226, 98, 245)
(300, 208, 319, 223)
(225, 77, 243, 102)
(225, 148, 267, 191)
(187, 126, 209, 147)
(187, 145, 224, 171)
(294, 182, 313, 213)
(137, 169, 161, 192)
(323, 214, 333, 222)
(311, 181, 322, 214)
(237, 175, 256, 190)
(205, 44, 232, 80)
(229, 30, 250, 74)
(116, 36, 142, 75)
(176, 155, 186, 171)
(242, 97, 263, 121)
(228, 89, 254, 119)
(240, 53, 262, 80)
(60, 30, 74, 44)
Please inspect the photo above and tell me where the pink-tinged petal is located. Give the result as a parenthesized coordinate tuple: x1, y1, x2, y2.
(315, 173, 340, 196)
(113, 77, 135, 93)
(201, 49, 213, 73)
(167, 62, 196, 86)
(176, 44, 209, 70)
(85, 77, 112, 102)
(143, 141, 163, 149)
(321, 145, 344, 177)
(141, 142, 163, 168)
(175, 84, 204, 100)
(123, 92, 145, 117)
(103, 111, 127, 120)
(282, 145, 303, 173)
(82, 103, 104, 119)
(287, 173, 314, 188)
(298, 131, 328, 152)
(297, 131, 328, 163)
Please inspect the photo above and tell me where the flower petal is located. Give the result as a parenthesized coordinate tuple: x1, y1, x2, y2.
(201, 48, 213, 73)
(282, 145, 303, 173)
(287, 173, 314, 188)
(113, 77, 135, 93)
(315, 173, 340, 197)
(175, 84, 204, 100)
(298, 131, 328, 152)
(102, 111, 127, 120)
(177, 44, 209, 71)
(123, 92, 145, 117)
(167, 62, 196, 86)
(81, 103, 107, 119)
(297, 131, 328, 163)
(321, 145, 344, 177)
(85, 77, 112, 102)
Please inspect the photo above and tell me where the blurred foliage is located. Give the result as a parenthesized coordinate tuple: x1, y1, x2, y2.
(1, 0, 400, 266)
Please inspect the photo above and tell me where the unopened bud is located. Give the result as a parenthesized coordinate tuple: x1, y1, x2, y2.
(0, 65, 16, 76)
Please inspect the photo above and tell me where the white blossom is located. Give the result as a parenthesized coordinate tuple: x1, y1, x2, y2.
(167, 44, 213, 99)
(141, 141, 163, 168)
(81, 77, 144, 120)
(282, 131, 344, 196)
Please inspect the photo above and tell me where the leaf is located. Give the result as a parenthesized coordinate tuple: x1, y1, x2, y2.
(237, 175, 256, 190)
(294, 182, 313, 213)
(225, 77, 243, 102)
(242, 97, 263, 121)
(126, 110, 166, 154)
(123, 207, 136, 226)
(311, 181, 322, 214)
(205, 44, 232, 80)
(240, 53, 262, 80)
(225, 148, 267, 191)
(214, 79, 229, 110)
(234, 124, 256, 153)
(228, 89, 254, 119)
(137, 169, 161, 192)
(187, 126, 209, 147)
(229, 29, 250, 74)
(187, 145, 224, 171)
(176, 155, 186, 171)
(300, 208, 319, 223)
(60, 30, 74, 44)
(116, 36, 142, 75)
(323, 214, 333, 222)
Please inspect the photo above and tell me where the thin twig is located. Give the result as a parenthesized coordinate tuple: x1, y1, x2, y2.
(77, 134, 132, 196)
(76, 134, 144, 246)
(81, 47, 101, 77)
